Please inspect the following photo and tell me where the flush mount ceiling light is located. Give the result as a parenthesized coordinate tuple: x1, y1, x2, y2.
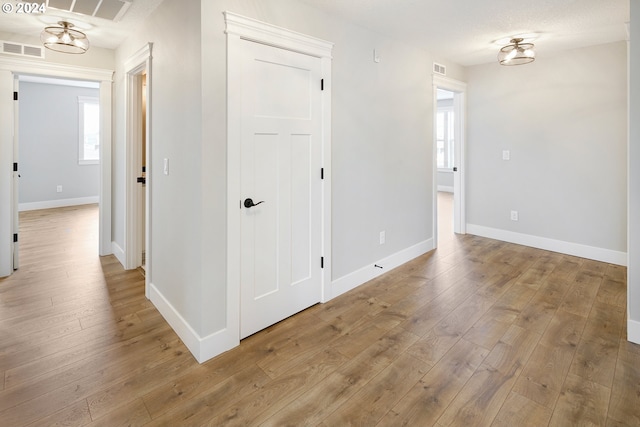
(498, 38, 535, 66)
(40, 21, 89, 54)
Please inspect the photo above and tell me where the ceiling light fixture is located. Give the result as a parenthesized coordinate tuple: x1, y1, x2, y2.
(498, 38, 535, 66)
(40, 21, 89, 54)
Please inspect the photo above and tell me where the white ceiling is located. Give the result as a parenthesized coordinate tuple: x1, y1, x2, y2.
(0, 0, 164, 49)
(0, 0, 630, 66)
(299, 0, 630, 66)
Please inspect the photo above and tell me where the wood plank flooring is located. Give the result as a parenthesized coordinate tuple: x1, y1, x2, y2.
(1, 199, 639, 426)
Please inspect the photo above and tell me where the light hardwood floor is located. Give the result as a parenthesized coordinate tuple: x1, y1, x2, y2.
(1, 201, 639, 426)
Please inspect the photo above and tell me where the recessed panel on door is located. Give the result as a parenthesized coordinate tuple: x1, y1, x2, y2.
(253, 60, 311, 120)
(291, 133, 312, 285)
(252, 132, 279, 299)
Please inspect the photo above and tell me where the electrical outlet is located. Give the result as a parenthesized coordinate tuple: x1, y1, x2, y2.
(379, 231, 386, 245)
(56, 185, 62, 193)
(510, 210, 519, 221)
(502, 150, 511, 160)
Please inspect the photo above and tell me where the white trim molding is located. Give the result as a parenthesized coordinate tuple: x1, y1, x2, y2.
(467, 224, 627, 266)
(0, 56, 113, 81)
(224, 11, 333, 59)
(433, 75, 467, 243)
(111, 241, 125, 267)
(19, 196, 99, 211)
(628, 319, 640, 344)
(123, 43, 153, 301)
(331, 239, 434, 299)
(149, 282, 237, 363)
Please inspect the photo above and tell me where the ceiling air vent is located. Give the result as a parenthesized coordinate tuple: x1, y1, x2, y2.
(433, 62, 446, 76)
(1, 41, 45, 59)
(47, 0, 133, 22)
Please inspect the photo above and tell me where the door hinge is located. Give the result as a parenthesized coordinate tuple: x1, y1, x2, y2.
(321, 79, 324, 91)
(13, 91, 18, 101)
(321, 168, 324, 179)
(13, 162, 18, 172)
(13, 233, 18, 243)
(321, 257, 324, 268)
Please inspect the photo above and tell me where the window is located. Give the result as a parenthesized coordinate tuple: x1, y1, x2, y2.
(436, 106, 455, 169)
(78, 96, 100, 165)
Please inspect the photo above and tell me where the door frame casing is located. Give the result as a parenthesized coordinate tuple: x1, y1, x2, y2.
(124, 43, 153, 296)
(0, 57, 113, 278)
(12, 75, 19, 270)
(225, 12, 333, 345)
(433, 75, 467, 247)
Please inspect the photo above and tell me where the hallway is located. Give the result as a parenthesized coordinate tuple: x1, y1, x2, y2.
(0, 204, 638, 425)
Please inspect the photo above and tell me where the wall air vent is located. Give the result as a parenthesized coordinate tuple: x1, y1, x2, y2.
(1, 41, 45, 59)
(433, 62, 447, 76)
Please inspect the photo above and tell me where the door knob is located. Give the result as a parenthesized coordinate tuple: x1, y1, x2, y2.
(244, 198, 265, 208)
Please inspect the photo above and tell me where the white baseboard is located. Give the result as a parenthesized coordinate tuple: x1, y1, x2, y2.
(628, 319, 640, 344)
(467, 224, 627, 266)
(111, 241, 125, 268)
(331, 239, 434, 299)
(19, 196, 99, 212)
(149, 238, 435, 363)
(148, 282, 238, 363)
(437, 186, 454, 193)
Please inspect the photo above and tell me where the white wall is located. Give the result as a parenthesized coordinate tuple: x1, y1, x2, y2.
(114, 0, 203, 332)
(112, 0, 459, 360)
(18, 82, 99, 209)
(466, 42, 627, 264)
(628, 2, 640, 342)
(0, 31, 115, 70)
(202, 0, 449, 336)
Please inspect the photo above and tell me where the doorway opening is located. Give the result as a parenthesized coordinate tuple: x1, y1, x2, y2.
(0, 59, 113, 279)
(124, 43, 152, 296)
(14, 75, 102, 268)
(436, 88, 456, 248)
(433, 76, 467, 249)
(137, 72, 148, 272)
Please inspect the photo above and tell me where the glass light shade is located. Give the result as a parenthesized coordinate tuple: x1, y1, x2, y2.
(40, 21, 89, 54)
(498, 38, 535, 66)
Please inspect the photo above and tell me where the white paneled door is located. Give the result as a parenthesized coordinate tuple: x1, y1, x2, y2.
(239, 40, 323, 339)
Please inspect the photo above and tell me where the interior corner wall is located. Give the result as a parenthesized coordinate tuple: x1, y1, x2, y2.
(202, 0, 438, 340)
(119, 0, 446, 360)
(230, 0, 432, 273)
(114, 0, 204, 333)
(466, 41, 628, 262)
(18, 82, 99, 208)
(628, 2, 640, 341)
